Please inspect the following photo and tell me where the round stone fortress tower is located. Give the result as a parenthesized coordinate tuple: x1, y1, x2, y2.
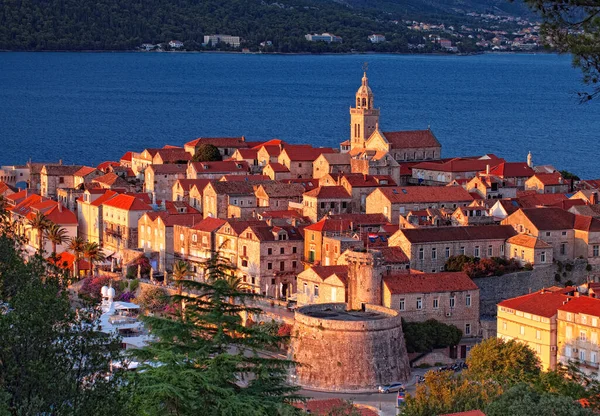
(289, 250, 411, 392)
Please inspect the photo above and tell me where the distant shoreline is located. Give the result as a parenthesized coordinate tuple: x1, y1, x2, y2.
(0, 49, 551, 57)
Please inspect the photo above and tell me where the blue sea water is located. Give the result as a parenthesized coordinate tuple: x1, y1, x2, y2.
(0, 52, 599, 177)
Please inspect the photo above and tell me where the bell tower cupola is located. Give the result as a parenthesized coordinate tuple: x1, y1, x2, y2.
(350, 70, 380, 151)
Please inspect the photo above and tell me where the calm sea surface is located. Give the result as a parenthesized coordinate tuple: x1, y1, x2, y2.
(1, 52, 599, 177)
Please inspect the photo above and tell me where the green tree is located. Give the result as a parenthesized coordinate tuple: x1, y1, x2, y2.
(83, 241, 105, 277)
(522, 0, 600, 101)
(485, 383, 593, 416)
(191, 144, 223, 162)
(400, 370, 502, 416)
(125, 252, 301, 415)
(44, 222, 69, 257)
(466, 338, 541, 385)
(27, 212, 50, 254)
(67, 236, 85, 279)
(402, 319, 462, 353)
(0, 233, 126, 415)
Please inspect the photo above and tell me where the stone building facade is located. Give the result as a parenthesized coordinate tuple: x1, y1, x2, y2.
(101, 194, 152, 252)
(144, 164, 187, 202)
(302, 186, 352, 223)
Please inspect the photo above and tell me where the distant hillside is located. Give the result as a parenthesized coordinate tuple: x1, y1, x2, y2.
(0, 0, 531, 52)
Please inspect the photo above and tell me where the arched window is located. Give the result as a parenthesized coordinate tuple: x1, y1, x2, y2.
(362, 98, 366, 107)
(356, 98, 361, 107)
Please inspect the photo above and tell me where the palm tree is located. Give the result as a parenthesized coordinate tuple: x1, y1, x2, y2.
(45, 222, 69, 257)
(67, 236, 85, 278)
(172, 260, 192, 297)
(27, 212, 50, 254)
(83, 241, 105, 277)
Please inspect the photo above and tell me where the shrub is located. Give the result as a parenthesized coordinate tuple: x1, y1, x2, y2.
(79, 275, 115, 303)
(555, 273, 562, 282)
(118, 291, 135, 302)
(565, 263, 573, 272)
(445, 255, 523, 278)
(523, 262, 533, 271)
(129, 279, 140, 292)
(565, 280, 575, 287)
(586, 264, 593, 272)
(137, 286, 168, 312)
(402, 319, 462, 353)
(191, 144, 222, 162)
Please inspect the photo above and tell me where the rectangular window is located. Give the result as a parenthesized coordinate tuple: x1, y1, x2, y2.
(503, 321, 507, 331)
(474, 246, 480, 257)
(500, 245, 504, 255)
(565, 346, 572, 357)
(431, 248, 437, 260)
(314, 285, 319, 298)
(267, 263, 272, 270)
(592, 352, 597, 364)
(399, 298, 405, 311)
(466, 294, 471, 307)
(488, 245, 493, 256)
(560, 243, 566, 255)
(521, 250, 525, 259)
(419, 248, 424, 260)
(292, 261, 297, 269)
(562, 231, 567, 236)
(546, 232, 551, 237)
(450, 296, 455, 308)
(594, 245, 599, 257)
(416, 298, 423, 310)
(293, 247, 297, 254)
(594, 318, 598, 327)
(536, 330, 541, 340)
(460, 247, 465, 255)
(268, 248, 272, 255)
(303, 283, 308, 295)
(520, 326, 525, 335)
(433, 298, 439, 309)
(280, 247, 285, 254)
(580, 349, 586, 362)
(242, 246, 247, 256)
(580, 330, 587, 342)
(320, 202, 325, 209)
(445, 247, 450, 258)
(540, 251, 546, 263)
(592, 332, 598, 345)
(465, 324, 471, 335)
(279, 261, 285, 272)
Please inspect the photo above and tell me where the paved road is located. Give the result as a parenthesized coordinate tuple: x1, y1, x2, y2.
(299, 368, 430, 416)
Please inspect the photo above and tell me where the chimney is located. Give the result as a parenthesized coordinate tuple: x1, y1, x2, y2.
(58, 203, 62, 212)
(591, 192, 598, 205)
(486, 164, 490, 175)
(59, 159, 63, 165)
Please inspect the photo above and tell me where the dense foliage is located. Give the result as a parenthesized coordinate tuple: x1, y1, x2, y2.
(402, 319, 462, 353)
(0, 0, 485, 52)
(125, 252, 301, 415)
(400, 338, 599, 415)
(191, 144, 223, 162)
(522, 0, 600, 101)
(445, 254, 526, 278)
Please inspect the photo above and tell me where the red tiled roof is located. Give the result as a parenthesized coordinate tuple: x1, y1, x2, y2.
(342, 174, 396, 188)
(517, 207, 575, 230)
(120, 151, 133, 162)
(25, 201, 78, 225)
(154, 148, 191, 163)
(192, 217, 227, 232)
(398, 225, 517, 243)
(506, 234, 552, 249)
(304, 218, 353, 232)
(516, 193, 567, 208)
(378, 186, 473, 204)
(48, 252, 90, 271)
(378, 246, 409, 263)
(558, 296, 600, 316)
(190, 160, 250, 173)
(265, 162, 289, 173)
(185, 137, 248, 148)
(220, 174, 270, 182)
(97, 161, 120, 172)
(89, 190, 120, 207)
(574, 215, 600, 232)
(327, 213, 389, 226)
(102, 194, 152, 211)
(174, 179, 211, 192)
(382, 130, 441, 149)
(303, 186, 350, 199)
(309, 265, 349, 281)
(259, 210, 306, 219)
(498, 290, 571, 318)
(280, 147, 336, 161)
(530, 172, 565, 186)
(148, 164, 188, 174)
(489, 162, 535, 178)
(413, 156, 504, 173)
(384, 272, 477, 294)
(232, 148, 258, 159)
(74, 166, 97, 177)
(93, 172, 129, 187)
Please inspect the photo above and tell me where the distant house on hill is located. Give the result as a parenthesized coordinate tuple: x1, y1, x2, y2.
(203, 35, 241, 48)
(368, 34, 386, 43)
(168, 40, 184, 49)
(305, 33, 342, 43)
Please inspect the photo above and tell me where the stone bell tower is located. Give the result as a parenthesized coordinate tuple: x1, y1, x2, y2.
(349, 71, 380, 151)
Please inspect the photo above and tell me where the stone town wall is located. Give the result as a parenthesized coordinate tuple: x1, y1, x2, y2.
(474, 259, 591, 316)
(289, 303, 411, 392)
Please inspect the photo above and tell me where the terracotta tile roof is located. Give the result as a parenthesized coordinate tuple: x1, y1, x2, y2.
(281, 178, 319, 191)
(158, 213, 204, 227)
(398, 225, 516, 243)
(342, 173, 396, 188)
(218, 219, 267, 235)
(0, 181, 17, 195)
(185, 137, 248, 148)
(382, 129, 441, 149)
(320, 152, 351, 165)
(11, 194, 46, 216)
(232, 148, 258, 159)
(28, 202, 77, 225)
(378, 246, 409, 263)
(570, 204, 600, 218)
(257, 182, 305, 198)
(120, 151, 133, 162)
(574, 215, 600, 232)
(190, 160, 250, 174)
(413, 156, 504, 173)
(580, 179, 600, 190)
(42, 165, 83, 176)
(309, 265, 349, 281)
(280, 147, 336, 161)
(154, 148, 191, 163)
(378, 186, 473, 204)
(192, 217, 227, 232)
(5, 189, 31, 206)
(97, 161, 120, 172)
(516, 193, 568, 208)
(208, 181, 258, 196)
(304, 218, 353, 232)
(498, 289, 571, 317)
(102, 194, 152, 211)
(384, 272, 477, 294)
(148, 164, 188, 175)
(48, 252, 90, 271)
(518, 207, 576, 230)
(174, 179, 211, 192)
(327, 213, 389, 226)
(265, 162, 289, 173)
(89, 190, 120, 207)
(531, 172, 565, 186)
(489, 162, 535, 178)
(244, 224, 303, 242)
(259, 210, 307, 220)
(74, 166, 98, 177)
(507, 234, 552, 249)
(93, 172, 130, 187)
(558, 296, 600, 316)
(303, 186, 351, 199)
(220, 174, 270, 182)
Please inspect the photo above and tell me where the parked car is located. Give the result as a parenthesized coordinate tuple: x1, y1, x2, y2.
(378, 382, 405, 394)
